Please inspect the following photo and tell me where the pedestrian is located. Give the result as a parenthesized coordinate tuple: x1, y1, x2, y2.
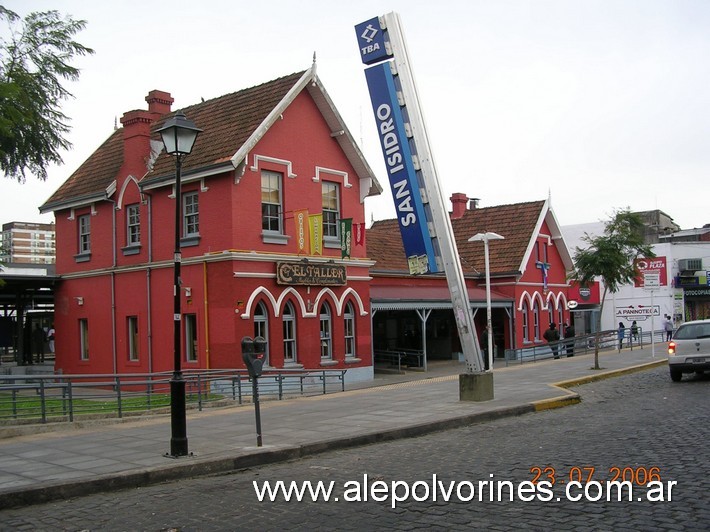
(564, 321, 575, 357)
(630, 321, 639, 344)
(664, 315, 673, 341)
(47, 324, 55, 355)
(543, 322, 560, 359)
(32, 323, 46, 364)
(618, 322, 626, 350)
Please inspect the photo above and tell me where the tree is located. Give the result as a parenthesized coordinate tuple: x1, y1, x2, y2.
(569, 209, 655, 370)
(0, 6, 93, 182)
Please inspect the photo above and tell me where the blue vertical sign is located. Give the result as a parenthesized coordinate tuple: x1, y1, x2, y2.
(363, 62, 437, 274)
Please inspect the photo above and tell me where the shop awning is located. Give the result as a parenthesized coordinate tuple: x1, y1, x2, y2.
(371, 285, 513, 311)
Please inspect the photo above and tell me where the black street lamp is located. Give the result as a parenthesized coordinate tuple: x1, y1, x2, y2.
(156, 110, 202, 457)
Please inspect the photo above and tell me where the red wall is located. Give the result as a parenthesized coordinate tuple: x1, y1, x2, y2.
(52, 90, 373, 375)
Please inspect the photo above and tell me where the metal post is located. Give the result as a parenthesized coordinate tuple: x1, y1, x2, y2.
(483, 239, 494, 372)
(252, 377, 262, 447)
(170, 154, 188, 457)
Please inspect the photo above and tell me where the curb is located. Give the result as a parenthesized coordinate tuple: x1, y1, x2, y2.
(0, 403, 534, 510)
(0, 359, 666, 510)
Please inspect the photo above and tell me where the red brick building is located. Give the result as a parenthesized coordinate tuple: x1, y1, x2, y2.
(40, 66, 382, 382)
(367, 195, 575, 362)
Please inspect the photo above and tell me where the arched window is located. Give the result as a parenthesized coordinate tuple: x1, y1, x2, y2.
(283, 301, 297, 363)
(344, 302, 356, 358)
(522, 301, 529, 342)
(253, 301, 269, 366)
(319, 302, 332, 360)
(533, 300, 540, 341)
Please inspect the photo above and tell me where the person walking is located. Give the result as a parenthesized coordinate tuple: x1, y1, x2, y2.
(618, 322, 626, 350)
(543, 322, 561, 359)
(664, 315, 674, 341)
(564, 322, 575, 357)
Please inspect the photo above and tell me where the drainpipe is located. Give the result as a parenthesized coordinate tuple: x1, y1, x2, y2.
(203, 260, 210, 369)
(144, 191, 154, 373)
(109, 198, 118, 374)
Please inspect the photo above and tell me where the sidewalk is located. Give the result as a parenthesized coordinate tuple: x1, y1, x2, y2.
(0, 346, 667, 509)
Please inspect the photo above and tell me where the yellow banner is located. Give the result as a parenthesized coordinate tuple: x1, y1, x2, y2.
(294, 209, 309, 254)
(309, 213, 323, 255)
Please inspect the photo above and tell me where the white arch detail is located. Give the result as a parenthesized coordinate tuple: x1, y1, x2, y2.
(242, 286, 279, 319)
(276, 287, 308, 317)
(116, 175, 140, 209)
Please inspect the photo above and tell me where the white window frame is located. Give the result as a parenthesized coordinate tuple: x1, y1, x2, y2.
(319, 302, 332, 360)
(183, 192, 199, 237)
(254, 301, 269, 366)
(78, 215, 91, 254)
(322, 181, 340, 241)
(283, 301, 297, 363)
(261, 171, 283, 235)
(344, 302, 356, 359)
(126, 204, 141, 246)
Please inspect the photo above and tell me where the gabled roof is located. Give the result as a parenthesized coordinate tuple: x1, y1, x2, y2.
(368, 200, 567, 276)
(41, 66, 381, 213)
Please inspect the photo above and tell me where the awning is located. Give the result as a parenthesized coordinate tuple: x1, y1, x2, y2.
(371, 285, 513, 311)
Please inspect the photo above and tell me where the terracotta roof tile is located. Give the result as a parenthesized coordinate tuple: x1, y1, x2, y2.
(42, 71, 306, 210)
(368, 200, 545, 275)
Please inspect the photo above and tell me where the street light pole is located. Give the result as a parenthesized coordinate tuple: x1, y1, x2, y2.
(157, 111, 202, 458)
(468, 232, 505, 372)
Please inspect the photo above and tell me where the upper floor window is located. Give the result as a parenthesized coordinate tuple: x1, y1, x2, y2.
(79, 215, 91, 253)
(126, 204, 140, 247)
(183, 192, 199, 237)
(261, 171, 282, 234)
(322, 182, 340, 239)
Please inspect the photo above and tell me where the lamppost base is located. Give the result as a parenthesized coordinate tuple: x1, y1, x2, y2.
(169, 376, 189, 457)
(459, 372, 494, 402)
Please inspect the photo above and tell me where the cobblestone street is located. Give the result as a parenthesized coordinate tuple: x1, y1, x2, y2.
(1, 365, 708, 531)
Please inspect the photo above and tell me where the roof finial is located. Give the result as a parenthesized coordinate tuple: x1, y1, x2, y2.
(311, 51, 317, 85)
(114, 116, 118, 130)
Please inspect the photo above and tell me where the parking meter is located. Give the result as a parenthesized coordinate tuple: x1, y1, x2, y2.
(241, 335, 265, 446)
(241, 336, 265, 378)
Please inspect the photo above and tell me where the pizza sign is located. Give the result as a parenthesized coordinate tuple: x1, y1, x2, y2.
(634, 257, 667, 288)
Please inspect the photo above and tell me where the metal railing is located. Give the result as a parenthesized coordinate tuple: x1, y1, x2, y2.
(374, 349, 425, 372)
(0, 367, 347, 424)
(503, 328, 667, 365)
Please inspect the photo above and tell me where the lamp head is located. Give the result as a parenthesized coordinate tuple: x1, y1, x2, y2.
(156, 110, 202, 156)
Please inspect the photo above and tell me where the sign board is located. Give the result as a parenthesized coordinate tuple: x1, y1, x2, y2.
(634, 257, 667, 287)
(276, 262, 346, 286)
(354, 12, 484, 373)
(567, 300, 579, 310)
(615, 305, 660, 321)
(363, 62, 437, 273)
(643, 272, 660, 289)
(354, 17, 391, 65)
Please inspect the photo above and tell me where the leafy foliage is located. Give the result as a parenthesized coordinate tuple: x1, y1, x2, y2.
(0, 6, 93, 182)
(569, 209, 655, 368)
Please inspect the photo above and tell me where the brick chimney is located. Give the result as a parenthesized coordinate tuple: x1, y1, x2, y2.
(119, 91, 173, 176)
(145, 90, 174, 116)
(450, 193, 469, 219)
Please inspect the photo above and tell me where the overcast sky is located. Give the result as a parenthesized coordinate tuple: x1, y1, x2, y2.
(3, 0, 709, 231)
